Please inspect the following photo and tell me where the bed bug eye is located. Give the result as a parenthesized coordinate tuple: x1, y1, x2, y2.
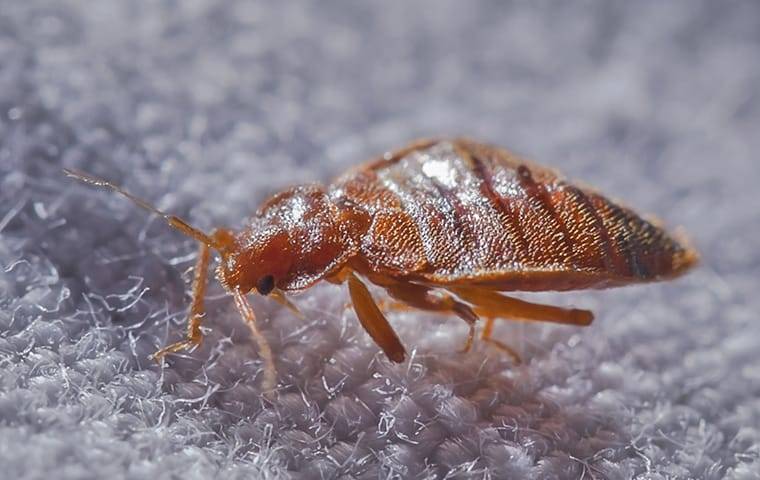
(256, 275, 275, 295)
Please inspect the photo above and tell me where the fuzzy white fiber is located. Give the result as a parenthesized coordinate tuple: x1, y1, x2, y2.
(2, 1, 760, 479)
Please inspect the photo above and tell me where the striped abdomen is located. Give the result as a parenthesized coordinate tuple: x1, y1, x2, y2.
(331, 138, 697, 291)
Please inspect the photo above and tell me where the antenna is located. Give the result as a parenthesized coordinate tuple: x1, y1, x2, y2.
(63, 168, 219, 249)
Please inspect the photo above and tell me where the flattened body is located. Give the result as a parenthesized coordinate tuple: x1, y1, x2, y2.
(330, 138, 697, 291)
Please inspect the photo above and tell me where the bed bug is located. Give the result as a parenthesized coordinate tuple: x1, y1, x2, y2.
(65, 138, 698, 390)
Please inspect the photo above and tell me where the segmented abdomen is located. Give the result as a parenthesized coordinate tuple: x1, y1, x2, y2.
(331, 138, 696, 290)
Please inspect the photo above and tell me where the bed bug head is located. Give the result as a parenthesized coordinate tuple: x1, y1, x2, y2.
(217, 185, 366, 296)
(217, 225, 292, 295)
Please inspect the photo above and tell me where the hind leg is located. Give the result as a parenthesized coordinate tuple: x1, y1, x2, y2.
(448, 287, 594, 326)
(480, 317, 522, 363)
(448, 287, 593, 362)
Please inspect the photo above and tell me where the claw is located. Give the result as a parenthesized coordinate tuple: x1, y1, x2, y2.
(150, 338, 201, 362)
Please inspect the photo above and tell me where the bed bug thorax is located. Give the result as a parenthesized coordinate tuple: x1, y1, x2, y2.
(217, 185, 371, 295)
(65, 138, 698, 394)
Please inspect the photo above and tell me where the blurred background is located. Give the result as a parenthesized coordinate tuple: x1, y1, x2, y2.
(1, 1, 759, 479)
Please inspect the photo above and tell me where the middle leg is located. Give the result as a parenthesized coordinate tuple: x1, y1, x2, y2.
(347, 272, 407, 363)
(382, 280, 480, 353)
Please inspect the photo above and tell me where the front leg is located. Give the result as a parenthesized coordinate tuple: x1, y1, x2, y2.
(151, 240, 211, 361)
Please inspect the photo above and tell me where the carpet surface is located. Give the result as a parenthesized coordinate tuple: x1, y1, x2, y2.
(1, 1, 759, 479)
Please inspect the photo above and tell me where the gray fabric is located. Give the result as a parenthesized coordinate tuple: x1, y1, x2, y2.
(1, 1, 759, 479)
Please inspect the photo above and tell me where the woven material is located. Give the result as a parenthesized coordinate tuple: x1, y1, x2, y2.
(1, 1, 759, 478)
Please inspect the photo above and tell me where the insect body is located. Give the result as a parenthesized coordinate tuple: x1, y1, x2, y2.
(66, 138, 698, 388)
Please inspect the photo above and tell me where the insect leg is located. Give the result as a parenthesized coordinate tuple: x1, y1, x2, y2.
(270, 289, 305, 319)
(232, 289, 277, 397)
(382, 281, 479, 353)
(347, 272, 407, 363)
(448, 287, 594, 326)
(151, 241, 211, 360)
(480, 317, 521, 364)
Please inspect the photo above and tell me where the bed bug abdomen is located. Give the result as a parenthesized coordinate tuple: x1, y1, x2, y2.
(332, 138, 697, 290)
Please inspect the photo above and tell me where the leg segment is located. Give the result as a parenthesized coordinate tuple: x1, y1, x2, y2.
(383, 281, 479, 353)
(270, 289, 304, 319)
(449, 287, 592, 362)
(480, 317, 521, 363)
(347, 272, 406, 363)
(233, 289, 277, 396)
(151, 241, 211, 360)
(448, 287, 594, 326)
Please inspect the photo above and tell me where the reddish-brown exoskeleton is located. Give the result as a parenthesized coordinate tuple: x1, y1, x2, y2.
(66, 138, 698, 390)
